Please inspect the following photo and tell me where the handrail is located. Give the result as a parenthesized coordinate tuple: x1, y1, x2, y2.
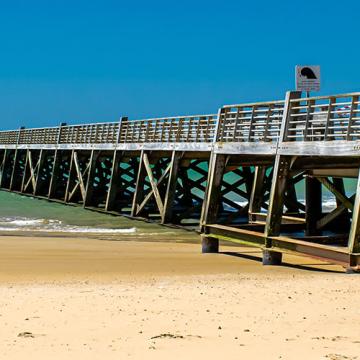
(120, 115, 217, 143)
(217, 100, 285, 142)
(285, 92, 360, 141)
(1, 92, 360, 146)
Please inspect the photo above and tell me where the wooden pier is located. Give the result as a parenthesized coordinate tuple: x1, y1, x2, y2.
(1, 91, 360, 271)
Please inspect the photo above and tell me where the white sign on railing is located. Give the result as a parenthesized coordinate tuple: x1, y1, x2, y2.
(295, 65, 321, 92)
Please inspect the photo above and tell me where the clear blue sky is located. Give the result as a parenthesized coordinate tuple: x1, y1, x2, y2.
(1, 0, 359, 130)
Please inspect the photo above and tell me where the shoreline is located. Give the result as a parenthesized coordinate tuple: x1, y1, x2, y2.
(0, 234, 345, 284)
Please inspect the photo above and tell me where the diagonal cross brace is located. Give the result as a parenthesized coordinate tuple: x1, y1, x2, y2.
(68, 152, 93, 202)
(0, 151, 6, 178)
(317, 194, 355, 230)
(317, 177, 354, 211)
(24, 151, 41, 192)
(135, 154, 171, 216)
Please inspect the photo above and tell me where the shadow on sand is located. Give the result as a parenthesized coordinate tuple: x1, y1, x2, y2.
(220, 251, 344, 274)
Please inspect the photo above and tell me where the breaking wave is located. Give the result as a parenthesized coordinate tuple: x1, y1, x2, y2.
(0, 217, 136, 234)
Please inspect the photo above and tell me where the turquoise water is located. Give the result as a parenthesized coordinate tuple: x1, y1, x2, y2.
(0, 175, 356, 239)
(0, 191, 195, 241)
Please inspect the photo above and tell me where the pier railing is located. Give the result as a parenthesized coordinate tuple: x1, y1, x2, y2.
(19, 127, 60, 144)
(1, 92, 360, 146)
(217, 100, 285, 142)
(0, 115, 218, 145)
(59, 122, 120, 144)
(0, 130, 20, 144)
(285, 93, 360, 141)
(120, 115, 217, 143)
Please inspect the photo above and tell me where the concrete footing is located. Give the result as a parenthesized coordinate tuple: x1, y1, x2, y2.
(345, 266, 360, 274)
(262, 249, 282, 265)
(201, 235, 219, 253)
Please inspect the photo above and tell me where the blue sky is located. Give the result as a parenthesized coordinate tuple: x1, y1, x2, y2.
(1, 0, 359, 129)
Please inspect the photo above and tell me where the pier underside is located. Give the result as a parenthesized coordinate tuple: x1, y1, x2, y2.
(202, 155, 360, 270)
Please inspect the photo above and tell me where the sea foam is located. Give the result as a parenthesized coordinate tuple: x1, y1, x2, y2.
(0, 217, 136, 234)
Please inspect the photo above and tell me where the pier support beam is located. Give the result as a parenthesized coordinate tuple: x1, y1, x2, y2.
(265, 155, 291, 242)
(348, 168, 360, 256)
(48, 150, 62, 199)
(65, 150, 92, 204)
(249, 166, 267, 222)
(201, 235, 219, 253)
(200, 154, 227, 229)
(84, 150, 99, 207)
(105, 150, 123, 211)
(0, 149, 9, 188)
(9, 149, 20, 190)
(305, 175, 322, 236)
(34, 150, 47, 195)
(333, 177, 351, 230)
(131, 151, 146, 217)
(161, 151, 182, 224)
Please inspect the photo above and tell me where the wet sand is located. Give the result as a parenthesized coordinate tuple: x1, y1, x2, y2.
(0, 235, 359, 359)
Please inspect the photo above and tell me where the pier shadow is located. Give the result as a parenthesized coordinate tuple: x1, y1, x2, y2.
(220, 251, 344, 274)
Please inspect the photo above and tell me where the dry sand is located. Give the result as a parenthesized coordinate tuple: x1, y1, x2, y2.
(0, 235, 359, 359)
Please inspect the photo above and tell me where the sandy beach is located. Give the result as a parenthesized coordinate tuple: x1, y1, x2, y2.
(0, 235, 359, 360)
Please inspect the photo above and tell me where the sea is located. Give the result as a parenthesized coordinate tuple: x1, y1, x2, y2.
(0, 191, 195, 242)
(0, 177, 356, 240)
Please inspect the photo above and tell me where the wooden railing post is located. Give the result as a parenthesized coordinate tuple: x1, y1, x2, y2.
(213, 107, 225, 143)
(279, 91, 301, 143)
(17, 126, 25, 145)
(346, 95, 358, 141)
(57, 123, 67, 145)
(48, 123, 66, 198)
(117, 117, 128, 143)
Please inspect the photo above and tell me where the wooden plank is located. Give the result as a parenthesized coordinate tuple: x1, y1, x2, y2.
(136, 161, 171, 216)
(24, 150, 40, 192)
(249, 166, 267, 222)
(64, 150, 75, 202)
(20, 149, 30, 192)
(324, 97, 335, 140)
(28, 151, 37, 191)
(280, 91, 301, 142)
(264, 155, 291, 244)
(0, 149, 7, 186)
(333, 177, 351, 229)
(68, 152, 92, 202)
(73, 151, 87, 201)
(348, 169, 360, 253)
(131, 151, 147, 217)
(247, 106, 257, 142)
(48, 150, 61, 199)
(84, 150, 99, 207)
(303, 99, 315, 141)
(316, 195, 355, 230)
(105, 150, 123, 211)
(317, 177, 353, 211)
(162, 151, 182, 223)
(178, 167, 193, 207)
(309, 168, 358, 178)
(305, 176, 322, 235)
(200, 153, 227, 228)
(142, 153, 164, 214)
(34, 149, 47, 195)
